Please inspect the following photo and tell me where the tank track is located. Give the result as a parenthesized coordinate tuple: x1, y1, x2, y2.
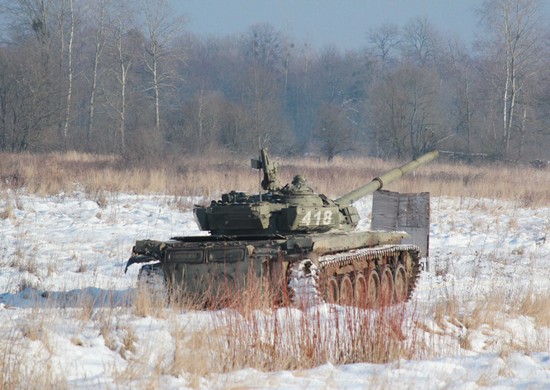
(287, 245, 421, 308)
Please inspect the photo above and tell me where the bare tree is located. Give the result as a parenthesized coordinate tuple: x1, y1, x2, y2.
(477, 0, 545, 157)
(367, 23, 401, 63)
(244, 23, 284, 71)
(140, 0, 184, 136)
(4, 0, 52, 47)
(246, 23, 284, 146)
(0, 0, 66, 149)
(168, 89, 227, 153)
(239, 24, 293, 152)
(315, 102, 356, 161)
(401, 17, 440, 67)
(103, 0, 138, 152)
(368, 65, 444, 158)
(83, 0, 109, 144)
(0, 47, 54, 151)
(61, 0, 74, 140)
(439, 37, 478, 154)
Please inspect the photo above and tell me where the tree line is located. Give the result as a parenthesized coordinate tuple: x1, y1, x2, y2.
(0, 0, 549, 161)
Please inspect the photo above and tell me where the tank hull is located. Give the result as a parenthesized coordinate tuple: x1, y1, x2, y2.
(128, 230, 421, 307)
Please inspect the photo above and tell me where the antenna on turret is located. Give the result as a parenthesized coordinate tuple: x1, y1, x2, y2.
(251, 148, 280, 194)
(251, 151, 263, 201)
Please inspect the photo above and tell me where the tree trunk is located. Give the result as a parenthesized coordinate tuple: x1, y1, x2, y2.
(62, 0, 75, 142)
(87, 2, 106, 146)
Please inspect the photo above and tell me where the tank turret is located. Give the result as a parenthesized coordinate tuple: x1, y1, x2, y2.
(193, 149, 439, 236)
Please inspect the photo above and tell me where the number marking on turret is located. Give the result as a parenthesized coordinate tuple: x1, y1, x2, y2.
(300, 210, 333, 226)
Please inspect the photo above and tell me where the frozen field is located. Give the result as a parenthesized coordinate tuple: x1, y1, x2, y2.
(1, 191, 549, 388)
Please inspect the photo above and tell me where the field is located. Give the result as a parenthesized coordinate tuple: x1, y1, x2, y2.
(1, 151, 549, 388)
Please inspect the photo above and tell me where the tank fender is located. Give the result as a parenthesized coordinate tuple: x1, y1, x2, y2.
(125, 255, 157, 273)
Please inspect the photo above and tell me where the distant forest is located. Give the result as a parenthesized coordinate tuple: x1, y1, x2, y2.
(1, 0, 550, 161)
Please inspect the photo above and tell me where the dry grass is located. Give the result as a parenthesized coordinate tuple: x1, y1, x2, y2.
(0, 311, 68, 389)
(420, 277, 550, 358)
(516, 290, 550, 328)
(2, 149, 550, 385)
(1, 150, 550, 206)
(1, 269, 548, 386)
(166, 304, 418, 376)
(126, 270, 424, 378)
(99, 317, 137, 360)
(132, 281, 169, 319)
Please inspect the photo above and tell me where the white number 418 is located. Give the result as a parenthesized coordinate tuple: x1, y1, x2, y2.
(300, 210, 332, 226)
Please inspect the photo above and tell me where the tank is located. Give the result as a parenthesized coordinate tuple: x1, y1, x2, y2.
(125, 149, 439, 307)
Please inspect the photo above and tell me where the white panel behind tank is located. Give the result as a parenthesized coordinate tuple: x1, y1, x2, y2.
(371, 190, 430, 259)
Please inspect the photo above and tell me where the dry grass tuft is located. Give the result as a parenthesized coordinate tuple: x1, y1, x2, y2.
(0, 334, 65, 389)
(100, 319, 137, 360)
(11, 255, 38, 276)
(132, 282, 168, 318)
(0, 202, 15, 220)
(0, 311, 67, 389)
(517, 291, 550, 327)
(76, 293, 97, 322)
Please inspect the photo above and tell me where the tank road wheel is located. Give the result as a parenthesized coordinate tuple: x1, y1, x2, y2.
(379, 266, 394, 306)
(366, 269, 380, 308)
(325, 276, 339, 304)
(339, 275, 354, 306)
(393, 264, 409, 302)
(353, 273, 367, 307)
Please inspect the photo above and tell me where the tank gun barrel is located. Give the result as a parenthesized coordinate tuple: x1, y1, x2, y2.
(335, 150, 439, 206)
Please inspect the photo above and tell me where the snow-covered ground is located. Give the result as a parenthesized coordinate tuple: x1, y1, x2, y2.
(1, 191, 549, 388)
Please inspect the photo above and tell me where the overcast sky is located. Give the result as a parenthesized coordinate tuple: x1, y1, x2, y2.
(169, 0, 483, 49)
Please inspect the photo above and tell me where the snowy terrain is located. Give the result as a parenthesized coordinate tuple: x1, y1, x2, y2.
(1, 191, 549, 388)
